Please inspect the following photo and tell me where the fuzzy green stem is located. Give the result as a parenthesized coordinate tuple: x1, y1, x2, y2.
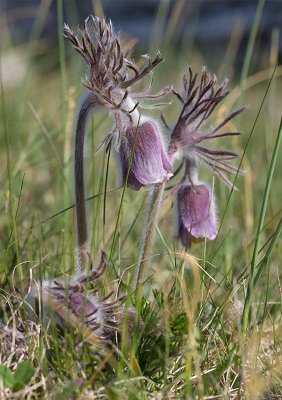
(134, 181, 165, 295)
(74, 93, 100, 270)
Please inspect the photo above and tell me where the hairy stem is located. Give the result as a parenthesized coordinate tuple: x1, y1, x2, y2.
(75, 92, 100, 270)
(134, 181, 165, 294)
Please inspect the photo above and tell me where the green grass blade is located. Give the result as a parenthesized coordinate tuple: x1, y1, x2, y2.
(210, 66, 277, 260)
(240, 0, 265, 95)
(242, 116, 282, 333)
(253, 216, 282, 287)
(103, 143, 112, 244)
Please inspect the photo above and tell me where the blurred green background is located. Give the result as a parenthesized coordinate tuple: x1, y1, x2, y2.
(1, 0, 282, 397)
(1, 0, 281, 281)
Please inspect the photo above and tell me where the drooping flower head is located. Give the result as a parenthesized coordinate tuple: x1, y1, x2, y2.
(29, 254, 121, 344)
(169, 67, 245, 189)
(168, 66, 246, 247)
(64, 16, 172, 190)
(176, 181, 217, 248)
(117, 118, 172, 190)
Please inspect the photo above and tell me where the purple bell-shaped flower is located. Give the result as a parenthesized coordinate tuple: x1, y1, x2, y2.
(117, 118, 172, 190)
(177, 182, 217, 247)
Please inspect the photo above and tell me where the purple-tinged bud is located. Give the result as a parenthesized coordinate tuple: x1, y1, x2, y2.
(27, 256, 121, 344)
(176, 182, 217, 247)
(116, 119, 172, 190)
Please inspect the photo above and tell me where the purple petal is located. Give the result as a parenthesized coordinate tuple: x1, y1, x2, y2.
(69, 293, 99, 318)
(118, 121, 172, 189)
(177, 183, 217, 245)
(116, 145, 143, 190)
(177, 220, 192, 248)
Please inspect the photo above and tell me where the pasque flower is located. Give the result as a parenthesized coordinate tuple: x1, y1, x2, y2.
(117, 118, 172, 190)
(177, 181, 217, 248)
(29, 254, 121, 344)
(64, 16, 172, 191)
(64, 16, 172, 268)
(167, 66, 245, 248)
(169, 67, 245, 189)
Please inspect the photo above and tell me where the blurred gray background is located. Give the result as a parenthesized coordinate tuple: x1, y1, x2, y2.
(1, 0, 281, 73)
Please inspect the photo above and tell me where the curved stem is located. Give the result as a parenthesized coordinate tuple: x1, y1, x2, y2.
(134, 181, 165, 295)
(74, 92, 100, 270)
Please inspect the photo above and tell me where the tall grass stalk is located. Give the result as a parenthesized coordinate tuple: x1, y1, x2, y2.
(210, 66, 277, 260)
(1, 70, 21, 271)
(242, 116, 282, 333)
(57, 0, 71, 269)
(240, 0, 265, 96)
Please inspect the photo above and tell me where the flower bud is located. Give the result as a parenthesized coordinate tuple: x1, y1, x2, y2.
(176, 182, 217, 247)
(27, 256, 121, 344)
(116, 119, 172, 190)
